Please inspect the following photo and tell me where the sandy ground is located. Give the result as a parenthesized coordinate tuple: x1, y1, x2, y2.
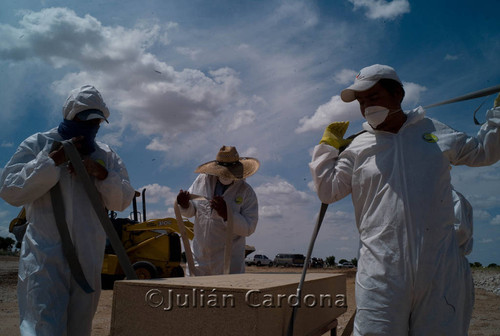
(1, 255, 499, 335)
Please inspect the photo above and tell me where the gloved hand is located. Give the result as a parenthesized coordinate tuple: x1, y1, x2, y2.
(177, 190, 190, 209)
(494, 93, 500, 108)
(211, 196, 228, 221)
(83, 158, 108, 180)
(49, 142, 67, 166)
(320, 121, 352, 150)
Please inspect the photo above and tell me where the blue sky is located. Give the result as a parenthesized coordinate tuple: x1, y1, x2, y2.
(1, 0, 499, 265)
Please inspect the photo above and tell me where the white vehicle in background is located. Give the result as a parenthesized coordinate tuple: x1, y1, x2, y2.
(245, 254, 273, 266)
(338, 261, 355, 269)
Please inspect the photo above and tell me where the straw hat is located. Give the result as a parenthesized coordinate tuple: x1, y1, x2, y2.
(195, 146, 260, 179)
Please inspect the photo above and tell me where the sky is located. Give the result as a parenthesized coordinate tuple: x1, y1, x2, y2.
(0, 0, 499, 266)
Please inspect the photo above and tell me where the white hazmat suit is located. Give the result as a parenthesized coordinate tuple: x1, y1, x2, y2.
(0, 91, 135, 335)
(180, 174, 258, 275)
(310, 106, 500, 335)
(452, 188, 475, 333)
(452, 189, 473, 256)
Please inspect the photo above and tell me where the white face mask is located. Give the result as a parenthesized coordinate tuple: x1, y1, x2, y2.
(218, 176, 234, 185)
(364, 106, 390, 128)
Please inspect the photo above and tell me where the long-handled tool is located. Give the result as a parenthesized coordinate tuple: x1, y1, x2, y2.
(174, 193, 212, 276)
(286, 203, 329, 336)
(423, 84, 500, 109)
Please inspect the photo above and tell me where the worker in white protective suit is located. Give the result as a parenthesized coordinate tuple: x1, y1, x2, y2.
(0, 85, 135, 336)
(177, 146, 259, 275)
(452, 188, 475, 332)
(309, 64, 500, 335)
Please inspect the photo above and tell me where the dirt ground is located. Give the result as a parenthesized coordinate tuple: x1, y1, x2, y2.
(1, 255, 499, 335)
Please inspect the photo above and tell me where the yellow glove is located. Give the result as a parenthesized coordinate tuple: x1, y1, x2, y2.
(320, 121, 352, 150)
(494, 93, 500, 108)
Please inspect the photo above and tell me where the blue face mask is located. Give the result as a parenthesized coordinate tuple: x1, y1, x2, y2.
(57, 119, 100, 154)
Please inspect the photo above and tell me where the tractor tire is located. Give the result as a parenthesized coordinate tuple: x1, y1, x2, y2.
(170, 266, 185, 278)
(133, 261, 158, 279)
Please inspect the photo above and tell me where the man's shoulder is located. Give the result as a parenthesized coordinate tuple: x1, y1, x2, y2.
(26, 127, 57, 138)
(20, 128, 59, 147)
(235, 179, 256, 194)
(95, 141, 112, 152)
(419, 115, 455, 131)
(344, 131, 374, 153)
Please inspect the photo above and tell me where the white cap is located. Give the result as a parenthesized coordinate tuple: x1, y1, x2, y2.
(340, 64, 402, 102)
(62, 85, 110, 121)
(76, 109, 109, 123)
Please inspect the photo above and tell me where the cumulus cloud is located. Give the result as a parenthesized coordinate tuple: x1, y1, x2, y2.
(0, 225, 14, 240)
(349, 0, 410, 20)
(255, 179, 314, 205)
(296, 95, 360, 133)
(333, 69, 357, 85)
(468, 195, 500, 210)
(401, 81, 427, 108)
(240, 146, 259, 158)
(146, 138, 170, 152)
(247, 176, 329, 258)
(273, 1, 319, 28)
(228, 109, 256, 131)
(0, 210, 10, 221)
(252, 177, 316, 242)
(474, 209, 492, 221)
(176, 46, 201, 60)
(0, 8, 244, 148)
(490, 215, 500, 226)
(1, 141, 14, 148)
(137, 183, 177, 207)
(259, 205, 283, 218)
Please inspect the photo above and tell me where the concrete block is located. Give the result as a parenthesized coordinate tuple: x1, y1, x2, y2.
(111, 273, 346, 336)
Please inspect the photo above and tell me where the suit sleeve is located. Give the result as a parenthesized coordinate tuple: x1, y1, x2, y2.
(230, 186, 258, 237)
(94, 147, 135, 211)
(309, 143, 353, 204)
(445, 107, 500, 166)
(0, 134, 60, 207)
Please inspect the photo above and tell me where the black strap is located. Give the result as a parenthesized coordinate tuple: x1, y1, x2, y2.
(473, 99, 488, 125)
(61, 140, 137, 281)
(339, 130, 367, 154)
(51, 183, 94, 293)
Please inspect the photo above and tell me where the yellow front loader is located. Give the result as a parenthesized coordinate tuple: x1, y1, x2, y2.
(101, 189, 194, 288)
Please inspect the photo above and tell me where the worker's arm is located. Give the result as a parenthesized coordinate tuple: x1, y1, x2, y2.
(309, 143, 353, 204)
(93, 143, 135, 212)
(0, 133, 61, 207)
(177, 190, 196, 217)
(228, 186, 258, 237)
(445, 101, 500, 166)
(180, 174, 209, 218)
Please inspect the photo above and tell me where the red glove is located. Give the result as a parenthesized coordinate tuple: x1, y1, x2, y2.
(210, 196, 227, 221)
(177, 190, 190, 208)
